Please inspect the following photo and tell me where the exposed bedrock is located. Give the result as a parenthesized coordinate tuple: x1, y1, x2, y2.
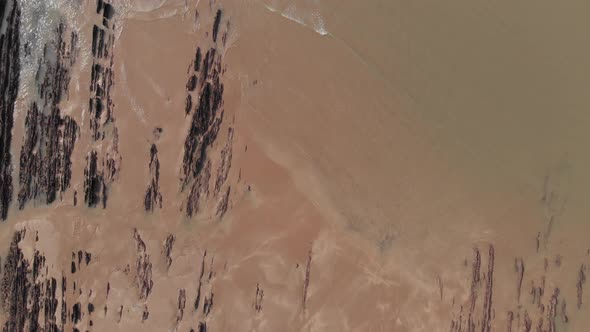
(144, 144, 163, 211)
(448, 239, 586, 332)
(84, 0, 121, 209)
(162, 234, 175, 270)
(18, 104, 78, 209)
(133, 228, 153, 300)
(181, 9, 234, 219)
(17, 19, 80, 210)
(0, 230, 98, 332)
(0, 0, 21, 220)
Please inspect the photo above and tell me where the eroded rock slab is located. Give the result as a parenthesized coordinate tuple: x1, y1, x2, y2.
(18, 22, 79, 209)
(0, 0, 21, 220)
(180, 9, 234, 219)
(84, 0, 121, 208)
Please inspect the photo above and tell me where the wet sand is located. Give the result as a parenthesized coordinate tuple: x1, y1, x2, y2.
(1, 0, 590, 331)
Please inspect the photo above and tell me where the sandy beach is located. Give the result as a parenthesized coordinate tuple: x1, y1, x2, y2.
(1, 0, 590, 331)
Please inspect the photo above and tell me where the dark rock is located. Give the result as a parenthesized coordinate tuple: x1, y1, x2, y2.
(1, 230, 65, 332)
(142, 304, 149, 322)
(0, 0, 22, 220)
(1, 230, 28, 332)
(577, 264, 586, 309)
(133, 229, 153, 300)
(194, 251, 206, 310)
(83, 151, 106, 208)
(212, 9, 222, 43)
(17, 22, 80, 209)
(203, 291, 213, 316)
(177, 288, 186, 322)
(61, 276, 67, 329)
(18, 102, 79, 209)
(254, 283, 264, 313)
(303, 249, 312, 311)
(71, 302, 82, 324)
(162, 234, 175, 270)
(85, 1, 121, 207)
(214, 127, 233, 196)
(117, 305, 123, 323)
(185, 160, 212, 218)
(481, 246, 494, 332)
(186, 74, 197, 92)
(515, 258, 524, 302)
(144, 144, 162, 211)
(185, 94, 193, 115)
(153, 127, 162, 139)
(180, 13, 231, 218)
(103, 3, 114, 20)
(215, 186, 230, 219)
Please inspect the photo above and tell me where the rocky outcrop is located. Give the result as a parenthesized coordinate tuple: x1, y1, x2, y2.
(0, 0, 21, 220)
(142, 304, 149, 322)
(0, 230, 98, 332)
(577, 264, 586, 309)
(1, 230, 29, 332)
(133, 229, 153, 300)
(212, 9, 222, 43)
(213, 127, 233, 196)
(190, 249, 217, 332)
(144, 144, 162, 211)
(71, 250, 92, 275)
(215, 186, 230, 218)
(254, 283, 264, 313)
(162, 234, 175, 271)
(481, 246, 494, 332)
(448, 239, 585, 332)
(176, 288, 186, 323)
(185, 160, 212, 218)
(194, 251, 207, 311)
(181, 9, 234, 218)
(203, 291, 214, 316)
(17, 106, 78, 208)
(17, 17, 80, 210)
(84, 150, 106, 208)
(84, 0, 121, 208)
(302, 250, 312, 311)
(515, 258, 525, 303)
(450, 246, 496, 332)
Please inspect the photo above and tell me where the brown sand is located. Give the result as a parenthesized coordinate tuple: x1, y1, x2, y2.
(1, 0, 590, 331)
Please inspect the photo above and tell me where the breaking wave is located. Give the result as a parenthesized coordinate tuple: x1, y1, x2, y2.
(18, 0, 87, 104)
(260, 0, 329, 36)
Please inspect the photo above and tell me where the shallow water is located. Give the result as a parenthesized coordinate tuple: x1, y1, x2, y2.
(2, 0, 590, 331)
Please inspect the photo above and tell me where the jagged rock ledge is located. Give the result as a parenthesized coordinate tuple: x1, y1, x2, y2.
(144, 144, 162, 211)
(84, 0, 121, 208)
(0, 0, 21, 220)
(180, 8, 235, 219)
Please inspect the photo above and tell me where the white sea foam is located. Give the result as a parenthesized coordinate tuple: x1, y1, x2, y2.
(118, 0, 188, 20)
(114, 0, 189, 44)
(260, 0, 329, 36)
(17, 0, 89, 110)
